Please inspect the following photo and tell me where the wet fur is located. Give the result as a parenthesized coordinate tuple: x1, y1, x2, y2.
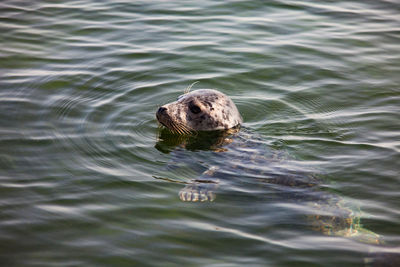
(156, 89, 242, 133)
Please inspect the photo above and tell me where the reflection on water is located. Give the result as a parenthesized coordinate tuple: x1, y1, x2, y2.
(155, 127, 240, 153)
(0, 0, 399, 266)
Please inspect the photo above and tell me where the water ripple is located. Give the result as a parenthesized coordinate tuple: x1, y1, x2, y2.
(0, 0, 399, 266)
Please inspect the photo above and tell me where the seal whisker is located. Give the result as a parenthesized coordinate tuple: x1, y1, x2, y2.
(177, 123, 193, 135)
(184, 81, 199, 94)
(179, 124, 190, 135)
(170, 121, 182, 135)
(175, 125, 183, 135)
(174, 125, 182, 135)
(168, 121, 193, 135)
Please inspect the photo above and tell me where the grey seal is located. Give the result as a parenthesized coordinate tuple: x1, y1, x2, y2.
(156, 89, 242, 134)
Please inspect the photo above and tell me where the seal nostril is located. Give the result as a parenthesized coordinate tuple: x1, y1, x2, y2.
(157, 107, 167, 114)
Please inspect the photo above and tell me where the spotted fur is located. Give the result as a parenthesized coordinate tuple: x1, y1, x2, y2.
(156, 89, 242, 133)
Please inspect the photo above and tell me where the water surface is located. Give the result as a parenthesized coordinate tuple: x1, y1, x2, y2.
(1, 0, 399, 266)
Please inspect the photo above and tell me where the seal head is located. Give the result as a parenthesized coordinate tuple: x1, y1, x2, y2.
(156, 89, 242, 133)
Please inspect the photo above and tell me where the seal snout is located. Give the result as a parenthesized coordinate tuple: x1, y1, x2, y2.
(157, 106, 167, 115)
(156, 106, 170, 127)
(156, 106, 168, 120)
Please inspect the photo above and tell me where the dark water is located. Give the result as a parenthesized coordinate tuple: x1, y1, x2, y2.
(1, 0, 399, 266)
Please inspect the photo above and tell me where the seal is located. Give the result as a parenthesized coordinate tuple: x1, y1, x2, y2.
(156, 89, 242, 134)
(154, 89, 383, 248)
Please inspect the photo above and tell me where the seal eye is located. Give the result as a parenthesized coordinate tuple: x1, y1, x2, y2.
(188, 101, 201, 114)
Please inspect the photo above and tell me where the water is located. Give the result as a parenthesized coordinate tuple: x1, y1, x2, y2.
(1, 0, 399, 266)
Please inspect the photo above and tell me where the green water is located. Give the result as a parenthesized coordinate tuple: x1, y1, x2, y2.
(1, 0, 399, 266)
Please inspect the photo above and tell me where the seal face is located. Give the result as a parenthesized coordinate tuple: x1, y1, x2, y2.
(156, 89, 242, 133)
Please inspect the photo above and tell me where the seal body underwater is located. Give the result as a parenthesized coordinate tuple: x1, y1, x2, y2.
(155, 88, 382, 245)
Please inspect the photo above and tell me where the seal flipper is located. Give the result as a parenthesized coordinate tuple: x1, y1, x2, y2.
(179, 166, 219, 202)
(179, 181, 218, 202)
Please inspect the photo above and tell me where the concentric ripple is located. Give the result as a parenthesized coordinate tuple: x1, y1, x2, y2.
(0, 0, 399, 266)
